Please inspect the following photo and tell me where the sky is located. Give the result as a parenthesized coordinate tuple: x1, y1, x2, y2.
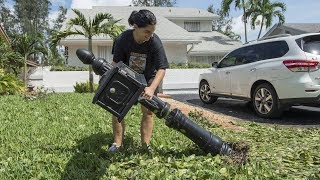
(5, 0, 320, 43)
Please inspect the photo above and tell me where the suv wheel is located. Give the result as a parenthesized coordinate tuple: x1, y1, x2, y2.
(199, 81, 218, 104)
(252, 83, 282, 118)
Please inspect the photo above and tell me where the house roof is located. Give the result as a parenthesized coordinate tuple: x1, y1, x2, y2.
(263, 23, 320, 37)
(284, 23, 320, 33)
(61, 6, 215, 43)
(60, 6, 240, 55)
(93, 6, 218, 19)
(188, 31, 242, 55)
(0, 24, 10, 45)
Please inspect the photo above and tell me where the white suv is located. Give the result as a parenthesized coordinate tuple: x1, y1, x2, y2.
(199, 33, 320, 118)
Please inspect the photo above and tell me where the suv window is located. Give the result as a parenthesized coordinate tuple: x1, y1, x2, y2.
(218, 52, 237, 68)
(256, 41, 289, 60)
(301, 35, 320, 55)
(218, 45, 259, 68)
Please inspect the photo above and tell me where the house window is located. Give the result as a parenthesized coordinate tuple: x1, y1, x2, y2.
(184, 21, 200, 32)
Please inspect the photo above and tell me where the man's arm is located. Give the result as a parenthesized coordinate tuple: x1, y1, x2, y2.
(143, 69, 166, 99)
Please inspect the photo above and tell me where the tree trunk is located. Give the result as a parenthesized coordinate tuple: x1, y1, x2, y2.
(24, 54, 28, 86)
(257, 18, 264, 39)
(88, 37, 94, 93)
(242, 0, 248, 43)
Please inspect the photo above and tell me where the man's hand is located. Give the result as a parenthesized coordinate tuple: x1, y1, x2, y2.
(142, 86, 155, 100)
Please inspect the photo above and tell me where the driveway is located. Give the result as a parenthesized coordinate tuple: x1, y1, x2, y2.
(170, 94, 320, 128)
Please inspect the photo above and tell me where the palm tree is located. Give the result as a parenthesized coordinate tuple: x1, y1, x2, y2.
(246, 0, 286, 39)
(221, 0, 249, 43)
(50, 9, 125, 92)
(11, 33, 47, 85)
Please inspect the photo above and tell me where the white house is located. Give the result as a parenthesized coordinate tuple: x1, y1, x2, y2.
(59, 6, 242, 67)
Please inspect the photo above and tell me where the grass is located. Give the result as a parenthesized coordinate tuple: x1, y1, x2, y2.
(0, 93, 319, 179)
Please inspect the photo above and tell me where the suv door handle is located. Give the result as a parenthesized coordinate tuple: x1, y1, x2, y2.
(250, 68, 256, 72)
(226, 71, 230, 74)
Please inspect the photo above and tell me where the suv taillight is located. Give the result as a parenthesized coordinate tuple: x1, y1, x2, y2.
(283, 60, 319, 72)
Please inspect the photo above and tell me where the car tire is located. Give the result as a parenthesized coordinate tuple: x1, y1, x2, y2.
(199, 81, 218, 104)
(252, 83, 282, 118)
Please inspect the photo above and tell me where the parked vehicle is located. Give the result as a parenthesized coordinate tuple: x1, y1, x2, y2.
(199, 33, 320, 118)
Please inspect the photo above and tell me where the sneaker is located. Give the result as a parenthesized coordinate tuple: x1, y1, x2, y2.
(142, 143, 153, 153)
(108, 143, 121, 153)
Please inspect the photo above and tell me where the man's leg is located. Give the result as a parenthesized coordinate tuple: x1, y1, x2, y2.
(112, 115, 125, 146)
(140, 105, 154, 145)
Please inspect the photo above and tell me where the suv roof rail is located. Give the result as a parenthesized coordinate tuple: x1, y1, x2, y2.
(258, 33, 292, 41)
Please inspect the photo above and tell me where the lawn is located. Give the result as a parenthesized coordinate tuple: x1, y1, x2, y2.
(0, 93, 319, 179)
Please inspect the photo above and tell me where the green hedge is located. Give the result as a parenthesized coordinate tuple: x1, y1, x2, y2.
(50, 63, 211, 71)
(74, 81, 99, 93)
(169, 63, 211, 69)
(50, 66, 89, 71)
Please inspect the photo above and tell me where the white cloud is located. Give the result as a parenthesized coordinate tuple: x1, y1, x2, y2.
(231, 15, 268, 43)
(70, 0, 132, 9)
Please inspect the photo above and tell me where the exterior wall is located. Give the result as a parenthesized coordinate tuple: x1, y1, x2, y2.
(169, 19, 184, 29)
(164, 44, 187, 64)
(29, 67, 208, 94)
(66, 44, 94, 67)
(67, 43, 188, 66)
(162, 68, 208, 94)
(200, 20, 212, 32)
(43, 70, 100, 92)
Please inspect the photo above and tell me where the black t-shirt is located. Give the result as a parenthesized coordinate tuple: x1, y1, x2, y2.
(112, 29, 169, 81)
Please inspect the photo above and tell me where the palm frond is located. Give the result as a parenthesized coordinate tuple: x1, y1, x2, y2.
(273, 10, 285, 25)
(271, 2, 286, 11)
(221, 0, 233, 16)
(99, 23, 125, 40)
(50, 30, 84, 47)
(250, 14, 259, 29)
(92, 13, 113, 26)
(68, 9, 89, 31)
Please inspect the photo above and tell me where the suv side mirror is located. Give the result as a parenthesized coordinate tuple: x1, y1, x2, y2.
(212, 62, 218, 68)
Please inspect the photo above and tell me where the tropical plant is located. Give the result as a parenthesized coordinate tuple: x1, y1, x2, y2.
(46, 6, 68, 66)
(73, 81, 98, 93)
(221, 0, 249, 43)
(11, 33, 47, 85)
(50, 9, 125, 92)
(208, 4, 241, 41)
(0, 38, 24, 75)
(246, 0, 286, 39)
(0, 69, 25, 95)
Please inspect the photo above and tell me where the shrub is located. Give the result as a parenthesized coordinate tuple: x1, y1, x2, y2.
(24, 86, 54, 101)
(50, 65, 89, 71)
(73, 81, 99, 93)
(0, 69, 25, 95)
(169, 63, 211, 69)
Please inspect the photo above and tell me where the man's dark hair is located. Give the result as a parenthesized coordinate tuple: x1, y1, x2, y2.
(128, 9, 157, 28)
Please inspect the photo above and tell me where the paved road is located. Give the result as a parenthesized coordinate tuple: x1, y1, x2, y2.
(170, 93, 320, 128)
